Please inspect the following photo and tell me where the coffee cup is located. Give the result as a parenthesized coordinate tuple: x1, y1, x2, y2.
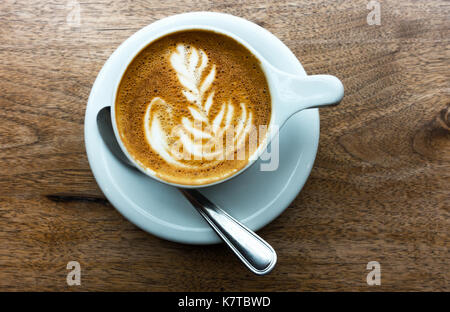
(111, 24, 344, 188)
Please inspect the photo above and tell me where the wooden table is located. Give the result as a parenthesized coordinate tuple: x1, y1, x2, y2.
(0, 0, 448, 291)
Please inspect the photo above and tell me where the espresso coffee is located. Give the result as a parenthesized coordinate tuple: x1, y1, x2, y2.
(115, 30, 272, 185)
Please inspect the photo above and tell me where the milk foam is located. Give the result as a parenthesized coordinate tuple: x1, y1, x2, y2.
(143, 44, 254, 168)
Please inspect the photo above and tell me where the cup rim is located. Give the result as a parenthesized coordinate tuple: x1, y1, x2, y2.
(111, 24, 277, 188)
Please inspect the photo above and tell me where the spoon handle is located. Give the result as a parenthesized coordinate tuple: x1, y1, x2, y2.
(180, 189, 277, 275)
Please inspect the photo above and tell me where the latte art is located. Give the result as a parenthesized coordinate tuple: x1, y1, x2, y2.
(144, 44, 254, 168)
(115, 30, 271, 185)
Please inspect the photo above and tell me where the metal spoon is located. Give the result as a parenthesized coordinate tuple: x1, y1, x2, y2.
(97, 106, 277, 275)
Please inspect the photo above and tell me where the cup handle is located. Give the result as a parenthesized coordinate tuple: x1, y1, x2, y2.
(270, 68, 344, 126)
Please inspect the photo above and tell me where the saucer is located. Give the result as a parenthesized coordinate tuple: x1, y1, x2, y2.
(84, 12, 319, 245)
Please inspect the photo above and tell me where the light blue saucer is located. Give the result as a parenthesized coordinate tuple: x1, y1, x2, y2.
(84, 12, 319, 244)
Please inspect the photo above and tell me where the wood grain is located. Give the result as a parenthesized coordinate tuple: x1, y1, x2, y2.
(0, 0, 448, 291)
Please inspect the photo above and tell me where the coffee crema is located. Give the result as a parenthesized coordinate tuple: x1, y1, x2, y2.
(115, 30, 272, 185)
